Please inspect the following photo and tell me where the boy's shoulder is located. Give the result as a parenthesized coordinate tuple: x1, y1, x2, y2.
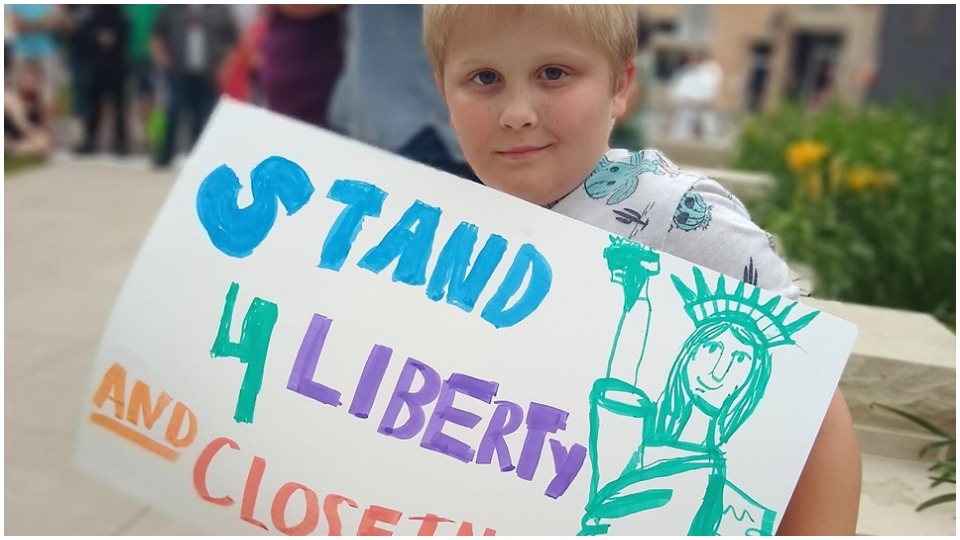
(553, 148, 725, 237)
(582, 148, 695, 203)
(552, 148, 799, 299)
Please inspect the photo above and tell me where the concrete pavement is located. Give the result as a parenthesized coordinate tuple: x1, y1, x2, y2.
(5, 154, 201, 535)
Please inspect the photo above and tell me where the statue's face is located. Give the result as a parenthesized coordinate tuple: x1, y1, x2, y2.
(686, 328, 754, 413)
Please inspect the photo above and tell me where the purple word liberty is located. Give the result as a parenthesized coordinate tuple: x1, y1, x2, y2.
(286, 313, 587, 499)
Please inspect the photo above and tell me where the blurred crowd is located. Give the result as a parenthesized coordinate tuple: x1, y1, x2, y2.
(4, 5, 716, 177)
(6, 5, 261, 165)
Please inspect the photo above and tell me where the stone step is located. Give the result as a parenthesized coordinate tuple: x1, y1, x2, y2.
(646, 133, 734, 169)
(679, 163, 774, 203)
(803, 297, 956, 444)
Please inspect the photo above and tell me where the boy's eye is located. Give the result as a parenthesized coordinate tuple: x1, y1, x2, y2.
(541, 67, 568, 81)
(471, 70, 499, 86)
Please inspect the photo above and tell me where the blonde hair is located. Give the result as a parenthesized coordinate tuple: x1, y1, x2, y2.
(423, 5, 639, 77)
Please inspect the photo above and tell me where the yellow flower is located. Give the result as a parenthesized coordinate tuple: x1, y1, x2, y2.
(786, 139, 829, 173)
(846, 167, 892, 192)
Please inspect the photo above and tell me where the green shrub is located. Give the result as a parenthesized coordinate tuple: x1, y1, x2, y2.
(873, 404, 955, 512)
(734, 96, 956, 327)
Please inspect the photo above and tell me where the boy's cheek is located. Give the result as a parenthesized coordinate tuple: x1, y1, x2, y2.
(448, 102, 493, 139)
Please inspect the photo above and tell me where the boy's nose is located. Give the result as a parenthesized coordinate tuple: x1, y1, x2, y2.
(499, 90, 538, 130)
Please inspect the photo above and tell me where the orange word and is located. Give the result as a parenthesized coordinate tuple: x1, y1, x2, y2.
(194, 436, 497, 536)
(90, 363, 198, 461)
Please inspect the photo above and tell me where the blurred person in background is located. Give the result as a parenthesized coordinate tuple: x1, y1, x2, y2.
(745, 45, 771, 113)
(4, 7, 14, 70)
(122, 4, 162, 153)
(63, 5, 94, 137)
(260, 5, 344, 128)
(327, 5, 477, 182)
(808, 62, 836, 111)
(5, 59, 53, 160)
(610, 10, 654, 150)
(230, 4, 261, 35)
(220, 6, 267, 104)
(667, 48, 723, 140)
(151, 5, 237, 169)
(6, 4, 64, 140)
(74, 5, 130, 156)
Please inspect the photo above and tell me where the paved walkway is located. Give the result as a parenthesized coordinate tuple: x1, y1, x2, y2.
(5, 155, 200, 534)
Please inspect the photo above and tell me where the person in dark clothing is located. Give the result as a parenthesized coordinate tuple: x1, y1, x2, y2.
(151, 5, 237, 168)
(63, 5, 94, 127)
(75, 5, 130, 155)
(260, 5, 344, 128)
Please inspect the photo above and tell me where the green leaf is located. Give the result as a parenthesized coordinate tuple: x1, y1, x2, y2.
(871, 404, 954, 440)
(917, 493, 955, 512)
(920, 439, 957, 457)
(928, 476, 956, 487)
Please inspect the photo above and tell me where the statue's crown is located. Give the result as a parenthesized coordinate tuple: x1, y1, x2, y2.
(671, 267, 818, 348)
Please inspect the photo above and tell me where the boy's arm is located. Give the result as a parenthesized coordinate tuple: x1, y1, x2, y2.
(777, 389, 862, 535)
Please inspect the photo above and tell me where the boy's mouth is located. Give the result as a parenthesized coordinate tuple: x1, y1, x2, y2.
(497, 145, 551, 160)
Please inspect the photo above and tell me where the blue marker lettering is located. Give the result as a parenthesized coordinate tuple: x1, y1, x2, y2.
(481, 243, 552, 328)
(196, 156, 314, 258)
(426, 222, 508, 313)
(358, 200, 441, 286)
(319, 180, 387, 271)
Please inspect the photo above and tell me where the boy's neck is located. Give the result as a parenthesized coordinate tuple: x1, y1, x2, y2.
(540, 146, 613, 209)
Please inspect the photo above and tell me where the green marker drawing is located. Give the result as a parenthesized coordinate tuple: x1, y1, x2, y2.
(602, 236, 660, 384)
(210, 281, 279, 424)
(580, 239, 819, 536)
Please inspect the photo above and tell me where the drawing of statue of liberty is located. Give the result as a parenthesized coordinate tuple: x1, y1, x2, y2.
(579, 237, 819, 536)
(600, 236, 661, 385)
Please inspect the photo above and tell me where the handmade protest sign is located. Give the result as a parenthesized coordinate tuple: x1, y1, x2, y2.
(76, 100, 857, 536)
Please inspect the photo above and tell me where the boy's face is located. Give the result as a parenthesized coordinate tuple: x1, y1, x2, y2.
(439, 13, 632, 205)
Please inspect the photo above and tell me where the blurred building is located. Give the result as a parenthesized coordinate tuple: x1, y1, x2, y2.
(644, 5, 886, 114)
(867, 4, 955, 107)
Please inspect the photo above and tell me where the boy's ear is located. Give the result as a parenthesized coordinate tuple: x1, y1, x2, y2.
(434, 74, 445, 99)
(611, 62, 636, 119)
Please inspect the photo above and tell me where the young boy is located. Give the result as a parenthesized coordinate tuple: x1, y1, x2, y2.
(423, 5, 861, 535)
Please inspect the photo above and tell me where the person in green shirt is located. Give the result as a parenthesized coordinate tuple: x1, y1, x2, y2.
(122, 4, 162, 153)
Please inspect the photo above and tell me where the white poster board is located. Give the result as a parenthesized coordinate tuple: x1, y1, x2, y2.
(76, 100, 857, 536)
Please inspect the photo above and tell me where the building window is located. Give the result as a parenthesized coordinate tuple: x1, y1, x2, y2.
(654, 20, 677, 35)
(679, 6, 712, 47)
(654, 48, 688, 82)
